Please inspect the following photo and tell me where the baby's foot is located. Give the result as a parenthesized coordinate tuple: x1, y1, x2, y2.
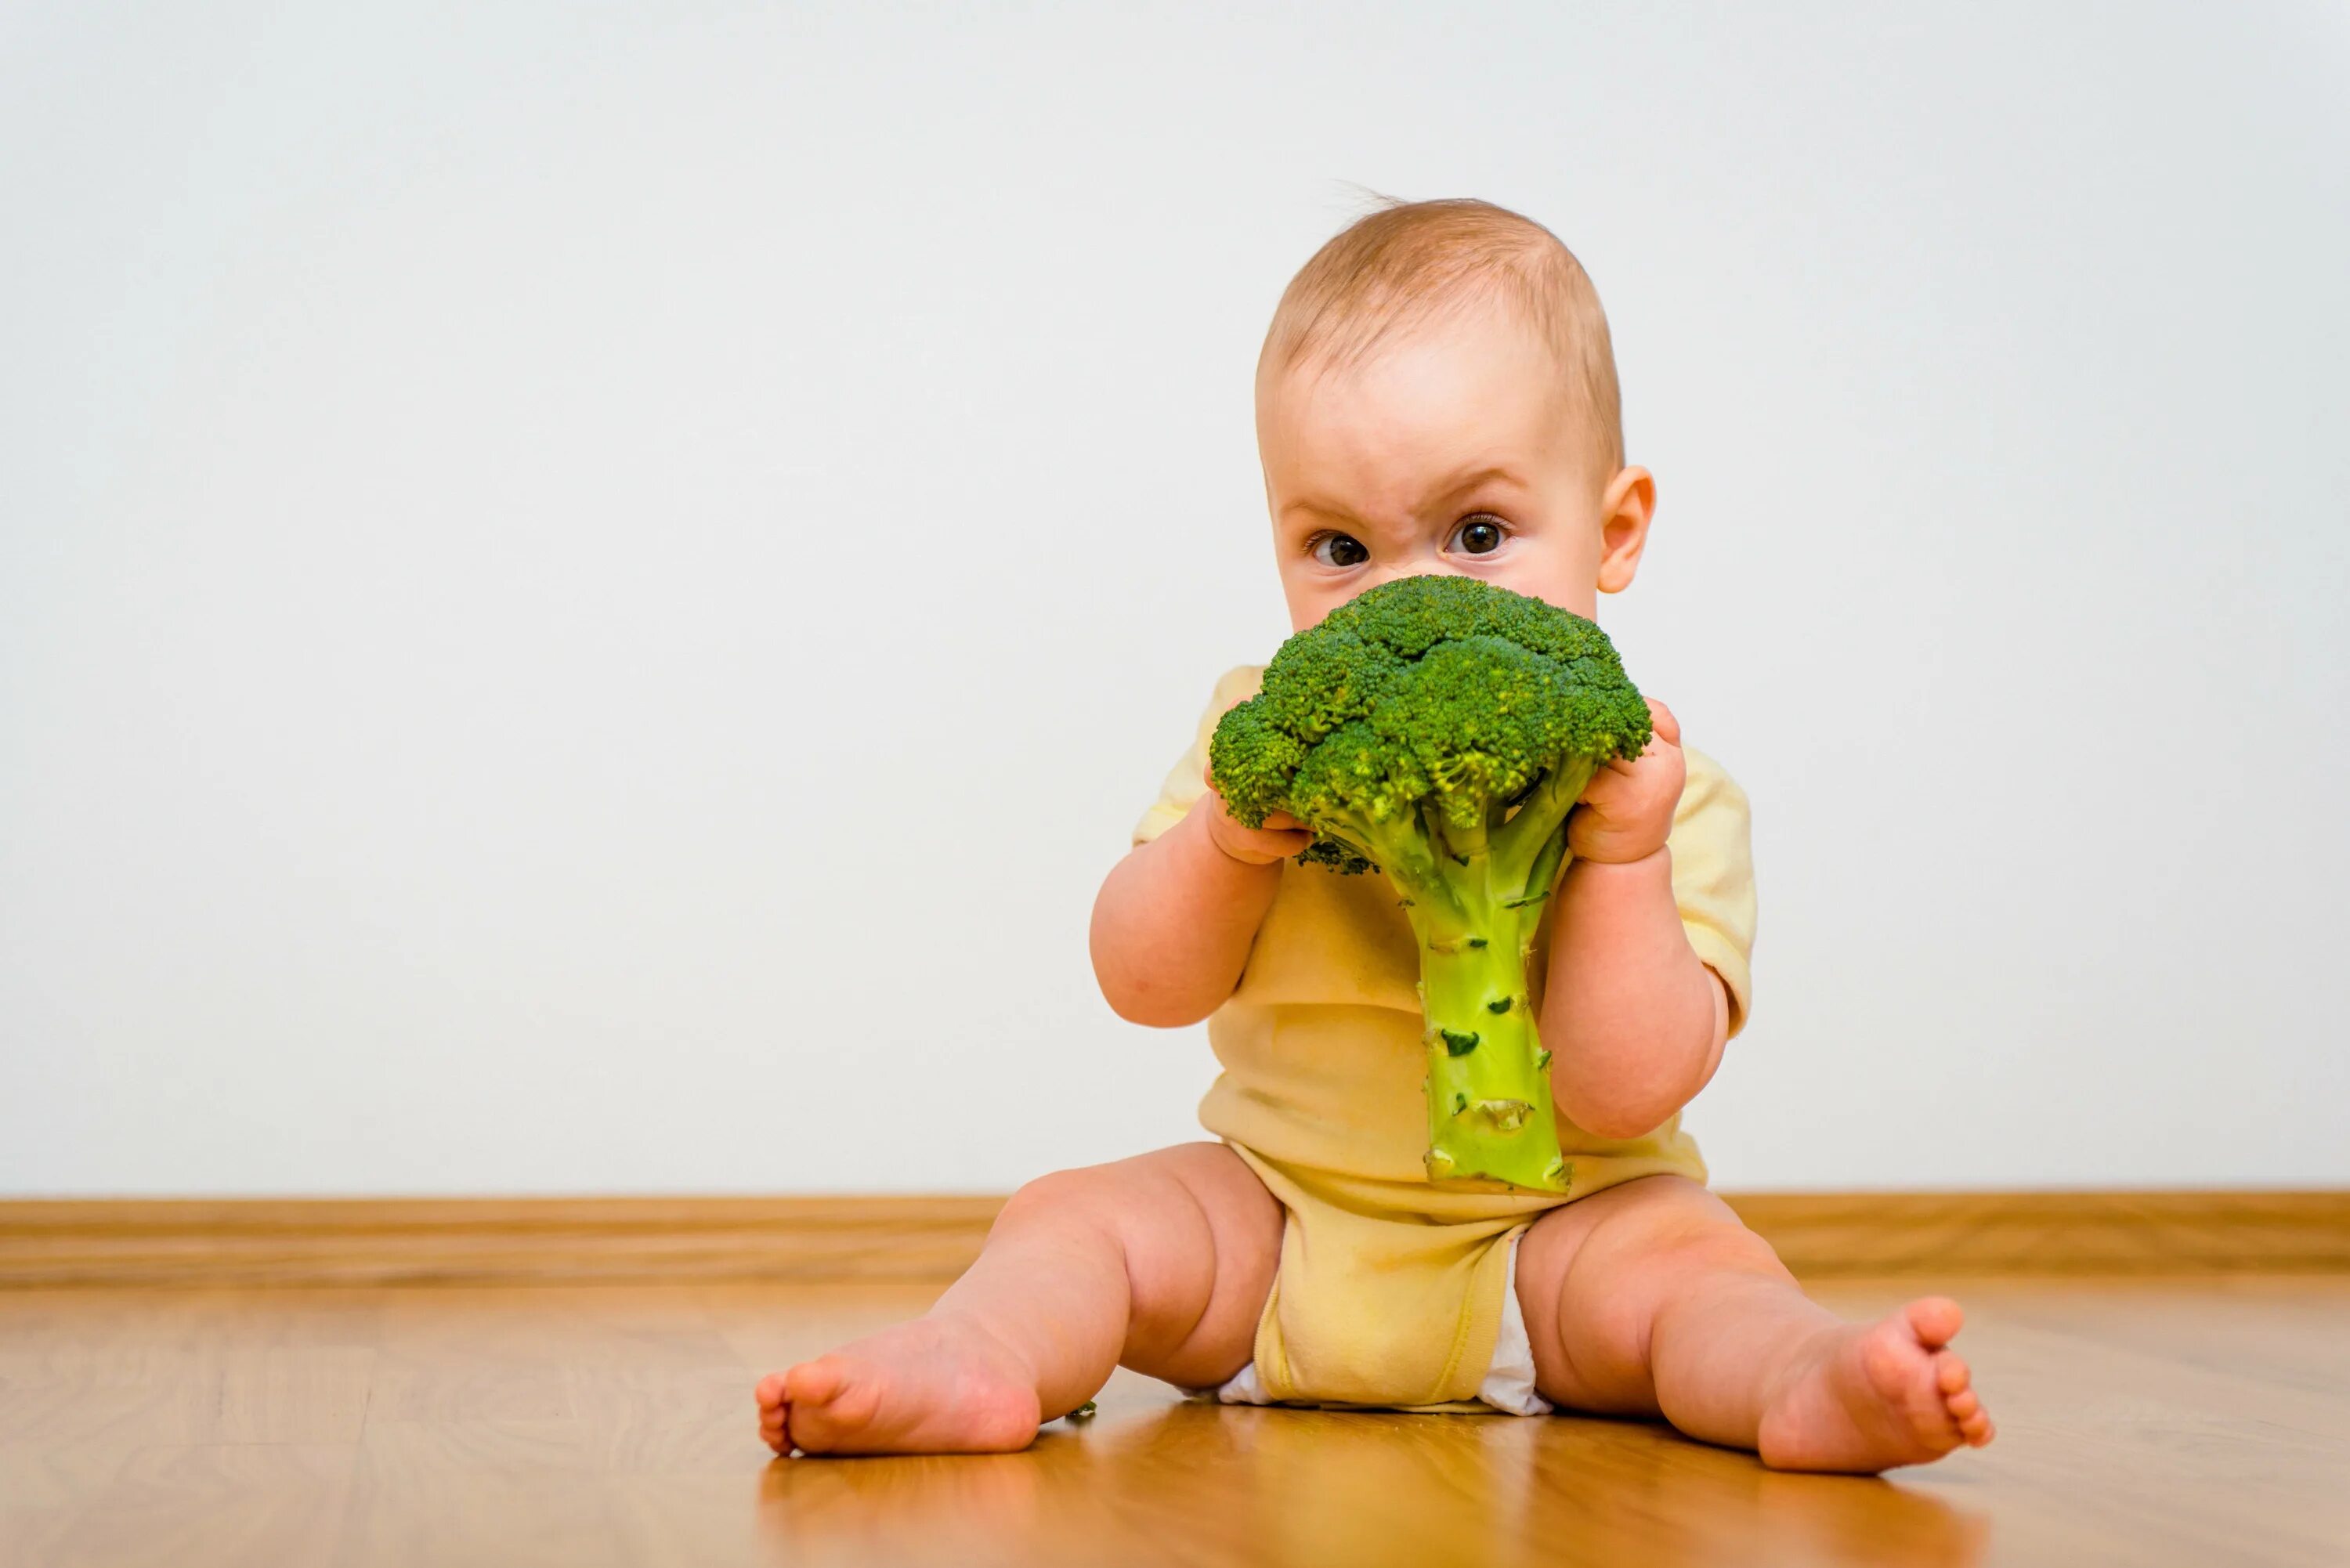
(754, 1316, 1043, 1457)
(1755, 1297, 1994, 1473)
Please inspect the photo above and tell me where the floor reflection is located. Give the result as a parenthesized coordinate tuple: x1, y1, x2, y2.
(752, 1386, 1989, 1568)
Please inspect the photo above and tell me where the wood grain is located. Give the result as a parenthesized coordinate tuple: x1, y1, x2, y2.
(2, 1190, 2344, 1288)
(0, 1198, 1006, 1288)
(1720, 1190, 2350, 1276)
(2, 1276, 2347, 1567)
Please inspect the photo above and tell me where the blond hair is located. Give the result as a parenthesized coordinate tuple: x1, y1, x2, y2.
(1257, 194, 1624, 480)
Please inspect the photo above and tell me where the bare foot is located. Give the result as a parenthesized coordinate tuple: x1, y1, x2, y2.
(755, 1316, 1044, 1457)
(1755, 1297, 1994, 1473)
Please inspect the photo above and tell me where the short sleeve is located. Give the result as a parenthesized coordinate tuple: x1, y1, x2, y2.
(1668, 746, 1759, 1039)
(1131, 665, 1266, 848)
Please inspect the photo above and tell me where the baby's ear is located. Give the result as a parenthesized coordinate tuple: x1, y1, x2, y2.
(1595, 466, 1657, 595)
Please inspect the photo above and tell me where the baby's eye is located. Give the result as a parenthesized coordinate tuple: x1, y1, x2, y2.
(1311, 532, 1370, 568)
(1448, 515, 1506, 556)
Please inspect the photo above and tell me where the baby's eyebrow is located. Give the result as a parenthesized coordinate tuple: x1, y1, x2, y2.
(1282, 463, 1525, 526)
(1418, 462, 1523, 506)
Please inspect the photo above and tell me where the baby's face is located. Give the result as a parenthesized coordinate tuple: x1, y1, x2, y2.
(1256, 299, 1633, 634)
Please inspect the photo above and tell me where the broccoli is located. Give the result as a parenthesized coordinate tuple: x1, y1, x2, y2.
(1207, 574, 1654, 1194)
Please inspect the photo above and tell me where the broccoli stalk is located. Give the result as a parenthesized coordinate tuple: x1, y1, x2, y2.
(1208, 575, 1653, 1194)
(1282, 724, 1598, 1191)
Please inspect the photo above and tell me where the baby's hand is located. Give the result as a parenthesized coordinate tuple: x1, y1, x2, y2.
(1567, 698, 1685, 865)
(1198, 762, 1315, 866)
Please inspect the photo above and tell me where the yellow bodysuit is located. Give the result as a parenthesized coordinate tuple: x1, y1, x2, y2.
(1132, 664, 1758, 1412)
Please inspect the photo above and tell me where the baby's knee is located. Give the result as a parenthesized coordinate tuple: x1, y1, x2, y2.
(1562, 1193, 1786, 1311)
(1642, 1207, 1792, 1286)
(996, 1165, 1124, 1231)
(996, 1153, 1201, 1243)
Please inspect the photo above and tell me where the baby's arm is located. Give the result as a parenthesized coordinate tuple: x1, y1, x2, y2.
(1538, 699, 1731, 1139)
(1090, 770, 1311, 1027)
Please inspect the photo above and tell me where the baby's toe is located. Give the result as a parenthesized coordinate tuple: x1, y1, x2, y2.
(784, 1357, 848, 1409)
(1935, 1352, 1971, 1397)
(755, 1371, 789, 1410)
(1900, 1355, 1961, 1443)
(1904, 1296, 1965, 1348)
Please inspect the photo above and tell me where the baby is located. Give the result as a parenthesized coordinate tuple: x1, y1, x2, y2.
(757, 197, 1994, 1472)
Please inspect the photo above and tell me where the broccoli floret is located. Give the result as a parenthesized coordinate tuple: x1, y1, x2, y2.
(1208, 574, 1653, 1194)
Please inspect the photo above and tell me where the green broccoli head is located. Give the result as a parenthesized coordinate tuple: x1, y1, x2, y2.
(1203, 573, 1655, 1195)
(1209, 574, 1651, 874)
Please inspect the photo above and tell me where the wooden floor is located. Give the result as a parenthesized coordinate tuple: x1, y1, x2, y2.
(1, 1276, 2345, 1567)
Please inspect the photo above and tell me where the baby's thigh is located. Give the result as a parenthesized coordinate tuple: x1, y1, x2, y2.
(1000, 1140, 1281, 1386)
(1513, 1175, 1791, 1412)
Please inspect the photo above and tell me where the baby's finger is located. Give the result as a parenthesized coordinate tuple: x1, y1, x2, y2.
(1260, 811, 1306, 832)
(1644, 698, 1680, 748)
(1578, 763, 1635, 807)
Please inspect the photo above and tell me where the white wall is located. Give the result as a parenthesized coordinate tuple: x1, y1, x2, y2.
(4, 3, 2345, 1196)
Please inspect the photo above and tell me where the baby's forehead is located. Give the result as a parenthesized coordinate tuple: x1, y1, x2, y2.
(1260, 328, 1589, 450)
(1257, 349, 1607, 517)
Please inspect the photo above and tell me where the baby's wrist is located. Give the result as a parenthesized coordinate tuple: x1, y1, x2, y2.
(1569, 840, 1671, 874)
(1192, 797, 1292, 870)
(1208, 830, 1293, 870)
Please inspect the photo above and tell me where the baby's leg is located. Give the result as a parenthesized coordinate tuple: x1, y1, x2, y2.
(1514, 1175, 1993, 1472)
(755, 1140, 1279, 1457)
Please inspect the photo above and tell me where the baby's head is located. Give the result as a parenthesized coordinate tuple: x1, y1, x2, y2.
(1256, 197, 1653, 633)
